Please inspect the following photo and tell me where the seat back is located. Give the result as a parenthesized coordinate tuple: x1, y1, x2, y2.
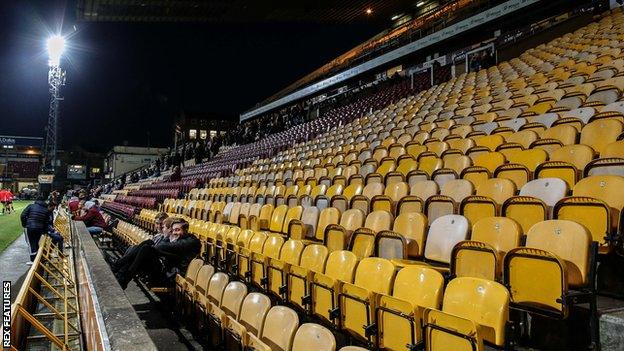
(424, 215, 470, 264)
(410, 180, 439, 201)
(520, 178, 568, 207)
(393, 212, 428, 258)
(315, 207, 341, 242)
(269, 205, 288, 232)
(377, 266, 444, 350)
(580, 119, 623, 154)
(291, 324, 336, 351)
(442, 277, 510, 346)
(258, 306, 300, 351)
(476, 178, 517, 204)
(237, 293, 271, 337)
(525, 220, 592, 287)
(206, 272, 229, 306)
(219, 282, 248, 319)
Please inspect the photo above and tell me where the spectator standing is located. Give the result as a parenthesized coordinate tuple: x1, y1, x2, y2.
(20, 196, 52, 262)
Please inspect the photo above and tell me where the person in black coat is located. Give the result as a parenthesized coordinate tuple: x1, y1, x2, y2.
(20, 196, 51, 262)
(114, 218, 200, 289)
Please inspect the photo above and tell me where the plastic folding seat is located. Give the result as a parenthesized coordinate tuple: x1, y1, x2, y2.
(555, 175, 624, 254)
(451, 217, 521, 281)
(266, 239, 304, 299)
(223, 292, 271, 350)
(425, 179, 474, 223)
(394, 214, 470, 272)
(337, 257, 396, 346)
(301, 184, 327, 207)
(291, 323, 336, 351)
(349, 210, 393, 259)
(435, 155, 471, 187)
(350, 183, 384, 215)
(369, 181, 408, 213)
(538, 125, 578, 153)
(202, 274, 239, 347)
(461, 152, 505, 189)
(372, 266, 443, 350)
(494, 148, 548, 188)
(311, 250, 359, 325)
(249, 234, 284, 290)
(375, 212, 427, 261)
(175, 258, 204, 309)
(513, 172, 565, 214)
(505, 129, 538, 149)
(266, 204, 288, 236)
(460, 178, 516, 226)
(424, 277, 510, 351)
(473, 125, 502, 142)
(585, 157, 624, 176)
(286, 244, 329, 312)
(288, 206, 319, 241)
(580, 119, 623, 154)
(325, 209, 365, 252)
(331, 183, 362, 213)
(416, 154, 443, 178)
(535, 144, 594, 188)
(503, 220, 597, 346)
(253, 204, 274, 232)
(602, 140, 624, 159)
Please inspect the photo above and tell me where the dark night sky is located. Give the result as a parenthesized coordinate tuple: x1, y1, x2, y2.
(0, 1, 385, 152)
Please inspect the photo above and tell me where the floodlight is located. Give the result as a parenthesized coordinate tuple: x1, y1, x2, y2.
(417, 2, 425, 7)
(47, 35, 66, 66)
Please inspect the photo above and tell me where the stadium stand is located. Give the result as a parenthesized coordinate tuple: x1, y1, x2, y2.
(12, 2, 624, 351)
(94, 7, 624, 350)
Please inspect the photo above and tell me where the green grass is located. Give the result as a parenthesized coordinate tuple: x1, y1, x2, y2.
(0, 200, 32, 253)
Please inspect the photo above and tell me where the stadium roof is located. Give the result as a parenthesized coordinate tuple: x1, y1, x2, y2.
(76, 0, 417, 23)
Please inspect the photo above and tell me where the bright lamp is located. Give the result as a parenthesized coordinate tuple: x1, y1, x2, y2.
(47, 35, 66, 66)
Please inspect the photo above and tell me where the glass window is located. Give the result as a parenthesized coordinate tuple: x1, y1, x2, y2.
(189, 129, 197, 140)
(210, 130, 217, 138)
(200, 130, 207, 140)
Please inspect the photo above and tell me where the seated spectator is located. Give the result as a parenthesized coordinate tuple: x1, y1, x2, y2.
(108, 213, 170, 273)
(73, 201, 108, 236)
(113, 218, 200, 289)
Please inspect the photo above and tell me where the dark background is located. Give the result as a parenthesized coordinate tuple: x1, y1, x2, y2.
(0, 1, 385, 152)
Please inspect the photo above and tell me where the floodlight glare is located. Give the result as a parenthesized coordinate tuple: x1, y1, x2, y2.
(47, 35, 66, 66)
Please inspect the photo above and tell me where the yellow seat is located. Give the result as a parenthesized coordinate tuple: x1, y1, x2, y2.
(250, 235, 284, 290)
(425, 179, 474, 223)
(311, 250, 358, 325)
(223, 293, 271, 350)
(266, 239, 304, 299)
(424, 277, 510, 350)
(460, 178, 516, 226)
(246, 306, 300, 351)
(324, 208, 363, 252)
(376, 266, 444, 350)
(580, 119, 623, 155)
(555, 175, 624, 254)
(291, 323, 336, 351)
(503, 220, 594, 321)
(535, 144, 594, 188)
(451, 217, 521, 281)
(349, 210, 393, 259)
(338, 257, 396, 346)
(287, 245, 329, 312)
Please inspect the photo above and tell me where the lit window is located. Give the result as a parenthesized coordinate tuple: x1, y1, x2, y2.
(210, 130, 217, 138)
(189, 129, 197, 140)
(200, 130, 207, 140)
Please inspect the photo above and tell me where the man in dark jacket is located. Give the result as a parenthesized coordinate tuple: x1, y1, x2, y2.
(21, 196, 51, 262)
(114, 218, 200, 289)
